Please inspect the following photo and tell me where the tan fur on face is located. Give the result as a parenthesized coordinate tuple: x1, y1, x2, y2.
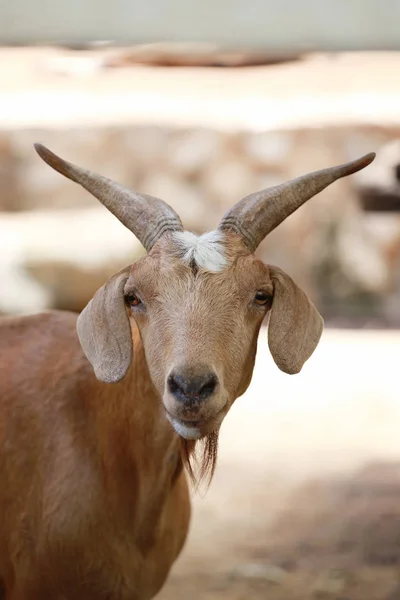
(126, 232, 270, 427)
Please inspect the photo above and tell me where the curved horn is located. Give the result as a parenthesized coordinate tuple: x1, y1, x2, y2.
(34, 144, 183, 251)
(219, 153, 376, 252)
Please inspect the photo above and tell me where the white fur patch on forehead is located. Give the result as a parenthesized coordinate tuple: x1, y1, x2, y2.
(171, 230, 229, 272)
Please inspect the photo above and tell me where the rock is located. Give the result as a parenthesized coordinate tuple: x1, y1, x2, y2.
(336, 214, 390, 292)
(243, 131, 293, 170)
(140, 172, 209, 232)
(43, 54, 104, 77)
(0, 208, 144, 314)
(0, 136, 22, 211)
(103, 43, 300, 68)
(202, 159, 255, 209)
(254, 171, 286, 190)
(232, 562, 288, 584)
(353, 138, 400, 190)
(312, 570, 346, 597)
(355, 139, 400, 212)
(167, 129, 223, 178)
(10, 129, 137, 211)
(123, 126, 171, 171)
(343, 130, 388, 176)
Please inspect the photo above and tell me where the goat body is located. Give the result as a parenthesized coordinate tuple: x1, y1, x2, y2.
(0, 145, 376, 599)
(0, 312, 190, 600)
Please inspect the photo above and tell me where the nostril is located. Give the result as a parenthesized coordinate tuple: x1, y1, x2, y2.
(167, 373, 182, 397)
(167, 370, 218, 402)
(198, 374, 217, 398)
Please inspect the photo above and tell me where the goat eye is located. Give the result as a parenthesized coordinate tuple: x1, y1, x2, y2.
(254, 291, 272, 306)
(125, 293, 141, 307)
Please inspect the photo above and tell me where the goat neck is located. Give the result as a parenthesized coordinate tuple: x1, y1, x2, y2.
(85, 322, 183, 544)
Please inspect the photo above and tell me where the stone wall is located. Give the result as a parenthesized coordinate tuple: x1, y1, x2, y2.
(1, 124, 400, 325)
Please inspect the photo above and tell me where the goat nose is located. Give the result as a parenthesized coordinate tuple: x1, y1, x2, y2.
(167, 370, 218, 403)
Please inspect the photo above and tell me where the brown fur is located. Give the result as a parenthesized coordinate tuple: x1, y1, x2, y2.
(0, 313, 190, 600)
(180, 430, 220, 490)
(0, 231, 323, 600)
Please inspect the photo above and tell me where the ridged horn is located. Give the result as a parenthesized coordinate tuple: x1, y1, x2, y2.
(219, 153, 376, 251)
(34, 144, 183, 251)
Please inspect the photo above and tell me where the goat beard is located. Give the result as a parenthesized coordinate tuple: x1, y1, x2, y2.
(179, 428, 220, 490)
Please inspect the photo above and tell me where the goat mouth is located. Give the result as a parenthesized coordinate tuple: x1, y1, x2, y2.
(165, 408, 225, 440)
(179, 417, 205, 427)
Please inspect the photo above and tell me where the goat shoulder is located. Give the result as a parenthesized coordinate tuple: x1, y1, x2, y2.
(0, 311, 190, 600)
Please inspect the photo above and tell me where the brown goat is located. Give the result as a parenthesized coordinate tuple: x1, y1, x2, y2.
(0, 146, 375, 600)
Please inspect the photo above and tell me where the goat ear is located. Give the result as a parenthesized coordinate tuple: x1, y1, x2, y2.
(267, 266, 323, 374)
(77, 267, 132, 383)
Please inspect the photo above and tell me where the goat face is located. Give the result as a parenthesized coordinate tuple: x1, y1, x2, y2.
(124, 231, 273, 440)
(34, 144, 376, 444)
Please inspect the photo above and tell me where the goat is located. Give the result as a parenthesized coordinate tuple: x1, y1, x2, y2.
(0, 145, 375, 600)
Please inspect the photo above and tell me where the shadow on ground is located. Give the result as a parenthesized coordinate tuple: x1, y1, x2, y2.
(160, 461, 400, 600)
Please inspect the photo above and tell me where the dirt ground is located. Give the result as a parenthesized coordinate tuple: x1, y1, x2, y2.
(157, 328, 400, 600)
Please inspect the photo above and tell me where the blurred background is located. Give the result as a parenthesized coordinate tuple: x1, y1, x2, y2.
(1, 1, 400, 598)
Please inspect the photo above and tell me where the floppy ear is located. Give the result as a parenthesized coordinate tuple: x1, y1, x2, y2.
(76, 267, 132, 383)
(267, 266, 323, 374)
